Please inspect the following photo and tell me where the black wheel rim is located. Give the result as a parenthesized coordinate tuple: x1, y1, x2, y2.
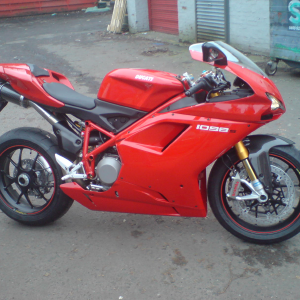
(0, 146, 56, 214)
(221, 154, 300, 233)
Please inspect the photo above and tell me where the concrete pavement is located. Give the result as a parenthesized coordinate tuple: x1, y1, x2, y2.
(1, 11, 300, 300)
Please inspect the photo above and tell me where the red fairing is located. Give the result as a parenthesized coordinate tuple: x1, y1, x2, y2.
(177, 93, 278, 123)
(97, 69, 184, 111)
(60, 181, 181, 216)
(115, 116, 261, 216)
(189, 47, 285, 108)
(61, 105, 262, 217)
(225, 63, 284, 104)
(0, 64, 74, 108)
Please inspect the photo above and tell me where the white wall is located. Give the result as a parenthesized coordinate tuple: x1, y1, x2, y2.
(127, 0, 149, 33)
(229, 0, 270, 54)
(178, 0, 197, 42)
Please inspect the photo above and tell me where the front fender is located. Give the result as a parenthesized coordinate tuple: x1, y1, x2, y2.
(245, 135, 294, 192)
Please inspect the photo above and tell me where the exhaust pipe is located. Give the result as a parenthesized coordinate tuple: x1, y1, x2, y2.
(0, 82, 29, 108)
(0, 81, 82, 155)
(0, 82, 61, 125)
(0, 82, 59, 125)
(29, 101, 60, 125)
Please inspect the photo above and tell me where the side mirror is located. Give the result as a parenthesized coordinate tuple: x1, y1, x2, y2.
(202, 42, 227, 66)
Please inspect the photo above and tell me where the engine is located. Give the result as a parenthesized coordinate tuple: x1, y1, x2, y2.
(94, 154, 122, 190)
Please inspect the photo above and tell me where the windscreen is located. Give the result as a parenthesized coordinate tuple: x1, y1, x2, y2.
(190, 41, 267, 77)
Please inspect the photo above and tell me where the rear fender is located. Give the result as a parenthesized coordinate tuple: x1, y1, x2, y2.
(245, 135, 294, 192)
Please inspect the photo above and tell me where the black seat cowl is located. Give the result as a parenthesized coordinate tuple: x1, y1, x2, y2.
(43, 82, 96, 110)
(27, 63, 50, 77)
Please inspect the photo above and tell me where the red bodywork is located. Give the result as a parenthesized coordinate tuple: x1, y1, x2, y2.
(97, 69, 184, 111)
(0, 46, 285, 218)
(0, 64, 71, 108)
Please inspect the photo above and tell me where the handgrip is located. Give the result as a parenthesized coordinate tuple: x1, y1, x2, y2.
(185, 81, 205, 97)
(185, 77, 213, 97)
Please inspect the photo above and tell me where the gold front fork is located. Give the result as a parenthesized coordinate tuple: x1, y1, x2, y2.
(234, 141, 257, 181)
(234, 141, 268, 202)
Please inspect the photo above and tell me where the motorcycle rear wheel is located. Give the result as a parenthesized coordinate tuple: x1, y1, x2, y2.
(208, 146, 300, 244)
(0, 127, 73, 225)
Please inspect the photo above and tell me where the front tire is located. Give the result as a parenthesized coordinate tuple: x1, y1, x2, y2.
(0, 127, 73, 225)
(208, 146, 300, 244)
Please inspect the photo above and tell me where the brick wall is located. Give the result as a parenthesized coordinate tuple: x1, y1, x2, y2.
(229, 0, 270, 54)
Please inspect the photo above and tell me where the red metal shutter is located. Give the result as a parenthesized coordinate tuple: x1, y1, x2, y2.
(0, 0, 97, 18)
(148, 0, 178, 35)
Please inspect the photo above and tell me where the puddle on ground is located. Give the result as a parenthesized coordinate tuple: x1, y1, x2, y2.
(224, 244, 300, 268)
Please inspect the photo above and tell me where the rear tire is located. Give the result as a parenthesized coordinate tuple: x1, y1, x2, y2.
(208, 146, 300, 244)
(0, 127, 73, 225)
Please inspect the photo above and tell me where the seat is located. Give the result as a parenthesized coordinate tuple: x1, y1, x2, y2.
(43, 82, 96, 109)
(27, 63, 50, 77)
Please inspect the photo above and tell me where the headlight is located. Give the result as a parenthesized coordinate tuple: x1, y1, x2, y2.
(266, 93, 284, 110)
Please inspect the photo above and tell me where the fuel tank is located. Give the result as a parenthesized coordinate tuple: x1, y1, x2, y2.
(97, 69, 184, 112)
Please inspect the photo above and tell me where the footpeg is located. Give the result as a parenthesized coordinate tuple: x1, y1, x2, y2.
(55, 154, 87, 181)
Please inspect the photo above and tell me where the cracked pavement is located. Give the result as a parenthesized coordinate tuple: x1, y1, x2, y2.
(0, 10, 300, 300)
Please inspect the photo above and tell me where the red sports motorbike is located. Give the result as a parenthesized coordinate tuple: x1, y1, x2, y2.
(0, 41, 299, 244)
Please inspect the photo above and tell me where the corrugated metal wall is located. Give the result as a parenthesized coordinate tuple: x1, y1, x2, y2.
(196, 0, 228, 42)
(148, 0, 178, 35)
(0, 0, 96, 18)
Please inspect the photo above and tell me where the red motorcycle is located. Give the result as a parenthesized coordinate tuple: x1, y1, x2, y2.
(0, 41, 299, 244)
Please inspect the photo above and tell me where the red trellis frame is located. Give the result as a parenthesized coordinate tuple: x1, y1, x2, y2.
(82, 121, 117, 178)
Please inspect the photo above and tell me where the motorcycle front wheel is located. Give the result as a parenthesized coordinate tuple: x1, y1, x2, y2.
(0, 127, 73, 225)
(208, 146, 300, 244)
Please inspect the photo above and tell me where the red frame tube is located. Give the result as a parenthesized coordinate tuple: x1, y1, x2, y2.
(82, 121, 116, 178)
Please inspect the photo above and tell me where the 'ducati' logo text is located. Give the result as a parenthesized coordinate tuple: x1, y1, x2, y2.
(135, 75, 154, 82)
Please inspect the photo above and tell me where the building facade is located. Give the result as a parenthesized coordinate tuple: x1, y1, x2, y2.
(0, 0, 97, 18)
(127, 0, 271, 54)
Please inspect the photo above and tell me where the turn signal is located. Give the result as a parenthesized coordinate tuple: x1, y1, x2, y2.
(266, 93, 284, 111)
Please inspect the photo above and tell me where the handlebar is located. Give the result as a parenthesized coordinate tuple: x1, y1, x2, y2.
(184, 72, 231, 97)
(185, 74, 215, 97)
(185, 80, 207, 97)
